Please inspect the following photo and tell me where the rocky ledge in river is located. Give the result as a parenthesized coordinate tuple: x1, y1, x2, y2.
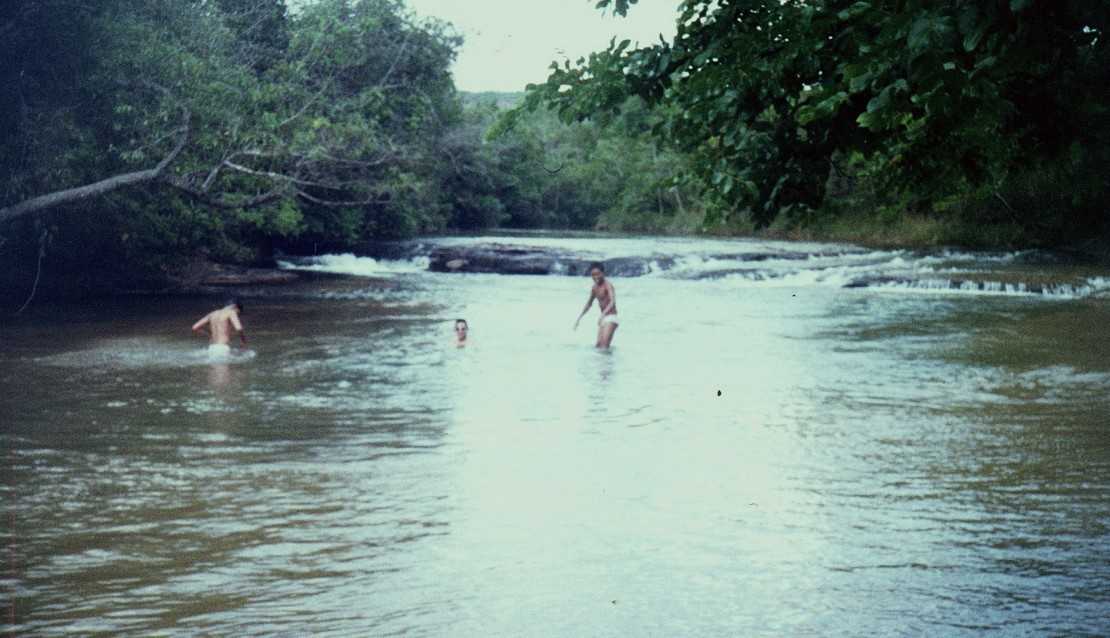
(427, 243, 675, 277)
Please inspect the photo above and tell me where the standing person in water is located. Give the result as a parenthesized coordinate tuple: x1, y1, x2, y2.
(574, 261, 619, 348)
(454, 318, 469, 348)
(192, 298, 248, 357)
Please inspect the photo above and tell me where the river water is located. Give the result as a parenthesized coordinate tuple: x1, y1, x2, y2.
(2, 234, 1109, 636)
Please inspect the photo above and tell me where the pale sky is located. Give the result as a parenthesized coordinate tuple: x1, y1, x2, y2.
(405, 1, 680, 92)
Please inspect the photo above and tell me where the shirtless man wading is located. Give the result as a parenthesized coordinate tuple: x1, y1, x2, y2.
(574, 261, 619, 349)
(192, 299, 247, 357)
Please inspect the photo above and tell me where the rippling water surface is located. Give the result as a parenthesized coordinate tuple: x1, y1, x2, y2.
(2, 234, 1109, 636)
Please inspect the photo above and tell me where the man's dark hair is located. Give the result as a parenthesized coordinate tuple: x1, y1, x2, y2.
(589, 261, 605, 273)
(455, 318, 467, 327)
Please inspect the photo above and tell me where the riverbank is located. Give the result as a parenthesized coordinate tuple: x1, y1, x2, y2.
(0, 257, 303, 311)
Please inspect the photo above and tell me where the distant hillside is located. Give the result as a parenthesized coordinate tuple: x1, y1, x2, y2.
(460, 91, 524, 109)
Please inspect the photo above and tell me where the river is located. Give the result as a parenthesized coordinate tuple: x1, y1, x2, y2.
(2, 233, 1109, 636)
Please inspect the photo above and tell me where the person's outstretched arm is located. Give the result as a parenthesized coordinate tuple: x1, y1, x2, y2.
(191, 314, 211, 336)
(231, 313, 247, 346)
(574, 291, 595, 329)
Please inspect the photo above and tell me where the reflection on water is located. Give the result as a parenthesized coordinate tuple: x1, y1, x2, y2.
(2, 236, 1109, 636)
(207, 362, 231, 389)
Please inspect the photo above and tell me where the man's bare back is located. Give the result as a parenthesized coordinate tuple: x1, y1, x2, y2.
(192, 300, 247, 347)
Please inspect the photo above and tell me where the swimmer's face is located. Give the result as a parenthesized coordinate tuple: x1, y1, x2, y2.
(455, 322, 468, 336)
(590, 268, 604, 283)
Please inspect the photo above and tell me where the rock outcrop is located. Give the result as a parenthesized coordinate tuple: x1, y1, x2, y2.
(427, 243, 674, 277)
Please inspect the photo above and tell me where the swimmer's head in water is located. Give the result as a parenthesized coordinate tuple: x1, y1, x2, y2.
(589, 262, 605, 283)
(455, 318, 468, 334)
(226, 297, 243, 313)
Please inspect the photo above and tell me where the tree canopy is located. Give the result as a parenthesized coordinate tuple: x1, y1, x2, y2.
(0, 0, 473, 292)
(0, 0, 699, 297)
(519, 0, 1109, 230)
(0, 0, 462, 226)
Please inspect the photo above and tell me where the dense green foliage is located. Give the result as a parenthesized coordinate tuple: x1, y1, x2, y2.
(0, 0, 704, 299)
(470, 94, 703, 232)
(1, 0, 464, 291)
(522, 0, 1109, 240)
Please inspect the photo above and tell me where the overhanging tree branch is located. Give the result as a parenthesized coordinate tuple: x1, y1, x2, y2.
(0, 117, 190, 225)
(161, 175, 287, 209)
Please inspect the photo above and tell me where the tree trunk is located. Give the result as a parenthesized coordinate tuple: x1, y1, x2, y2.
(672, 187, 687, 217)
(0, 167, 165, 224)
(0, 121, 189, 225)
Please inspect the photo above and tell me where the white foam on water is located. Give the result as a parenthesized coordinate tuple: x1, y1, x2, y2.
(661, 255, 750, 277)
(1019, 365, 1110, 387)
(698, 254, 908, 288)
(1086, 276, 1110, 297)
(182, 398, 236, 414)
(727, 267, 862, 288)
(975, 365, 1110, 404)
(654, 249, 912, 283)
(37, 340, 257, 369)
(278, 253, 429, 277)
(281, 244, 1110, 306)
(275, 393, 337, 409)
(916, 249, 1026, 266)
(868, 276, 1110, 300)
